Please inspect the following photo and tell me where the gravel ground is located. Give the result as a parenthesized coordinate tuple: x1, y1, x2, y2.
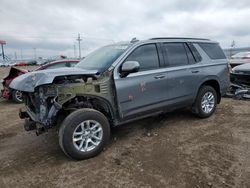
(0, 66, 250, 188)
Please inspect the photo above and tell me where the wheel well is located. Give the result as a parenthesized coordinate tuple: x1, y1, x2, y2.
(200, 80, 221, 103)
(61, 96, 115, 125)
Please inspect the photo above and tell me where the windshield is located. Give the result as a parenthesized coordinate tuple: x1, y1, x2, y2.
(76, 44, 129, 71)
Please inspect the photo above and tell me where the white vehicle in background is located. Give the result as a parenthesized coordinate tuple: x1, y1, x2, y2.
(230, 52, 250, 68)
(0, 60, 10, 67)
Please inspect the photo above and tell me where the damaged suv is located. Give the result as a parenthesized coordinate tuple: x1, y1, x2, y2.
(10, 38, 229, 160)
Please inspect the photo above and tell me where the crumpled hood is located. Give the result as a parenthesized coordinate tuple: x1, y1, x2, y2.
(9, 67, 99, 92)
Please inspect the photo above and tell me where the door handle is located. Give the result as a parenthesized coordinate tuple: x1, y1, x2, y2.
(191, 70, 200, 73)
(154, 75, 165, 79)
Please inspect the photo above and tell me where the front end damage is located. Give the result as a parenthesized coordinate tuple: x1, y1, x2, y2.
(227, 64, 250, 99)
(11, 69, 115, 135)
(19, 85, 62, 135)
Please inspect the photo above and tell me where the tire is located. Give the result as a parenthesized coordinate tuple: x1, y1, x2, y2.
(59, 108, 110, 160)
(12, 90, 23, 103)
(193, 85, 217, 118)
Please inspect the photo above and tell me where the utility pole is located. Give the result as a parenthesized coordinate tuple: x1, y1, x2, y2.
(76, 33, 82, 59)
(20, 49, 23, 60)
(73, 44, 76, 58)
(1, 44, 4, 60)
(0, 40, 6, 60)
(230, 40, 235, 57)
(33, 48, 37, 59)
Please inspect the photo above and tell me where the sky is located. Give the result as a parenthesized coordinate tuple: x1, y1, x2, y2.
(0, 0, 249, 59)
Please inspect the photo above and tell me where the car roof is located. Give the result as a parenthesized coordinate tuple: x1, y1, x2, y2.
(43, 59, 79, 66)
(50, 59, 80, 64)
(36, 59, 80, 71)
(147, 37, 217, 43)
(118, 37, 217, 47)
(233, 51, 250, 56)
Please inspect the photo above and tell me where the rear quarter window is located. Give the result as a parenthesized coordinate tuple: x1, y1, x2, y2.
(198, 43, 226, 60)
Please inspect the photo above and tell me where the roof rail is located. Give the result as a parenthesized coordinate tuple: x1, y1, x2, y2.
(130, 37, 139, 43)
(150, 37, 210, 41)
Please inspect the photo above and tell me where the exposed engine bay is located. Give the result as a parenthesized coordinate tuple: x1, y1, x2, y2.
(19, 73, 115, 135)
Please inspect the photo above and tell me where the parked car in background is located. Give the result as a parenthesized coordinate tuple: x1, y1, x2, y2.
(15, 61, 28, 66)
(10, 37, 229, 160)
(27, 60, 37, 66)
(1, 67, 28, 102)
(35, 59, 79, 70)
(227, 63, 250, 99)
(1, 59, 80, 103)
(230, 52, 250, 68)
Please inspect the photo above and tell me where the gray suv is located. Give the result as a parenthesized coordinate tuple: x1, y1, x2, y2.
(10, 37, 230, 160)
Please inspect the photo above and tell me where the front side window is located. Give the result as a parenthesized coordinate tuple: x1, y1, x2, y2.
(125, 44, 159, 71)
(163, 43, 189, 67)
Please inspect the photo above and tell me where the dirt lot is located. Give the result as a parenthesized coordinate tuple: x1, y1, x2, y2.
(0, 67, 250, 188)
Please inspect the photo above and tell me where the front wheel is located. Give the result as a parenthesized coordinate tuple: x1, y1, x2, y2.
(193, 85, 217, 118)
(59, 108, 110, 160)
(12, 90, 23, 103)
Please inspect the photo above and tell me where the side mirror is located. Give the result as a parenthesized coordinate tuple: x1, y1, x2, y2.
(120, 61, 140, 77)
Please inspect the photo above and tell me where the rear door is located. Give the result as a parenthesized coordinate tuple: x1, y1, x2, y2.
(114, 43, 168, 119)
(162, 42, 200, 106)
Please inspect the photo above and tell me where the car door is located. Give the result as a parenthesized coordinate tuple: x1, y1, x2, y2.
(162, 42, 199, 106)
(114, 43, 168, 119)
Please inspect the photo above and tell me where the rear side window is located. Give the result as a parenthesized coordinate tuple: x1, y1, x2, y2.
(163, 43, 188, 67)
(184, 44, 196, 64)
(126, 44, 159, 71)
(199, 43, 226, 60)
(187, 43, 202, 62)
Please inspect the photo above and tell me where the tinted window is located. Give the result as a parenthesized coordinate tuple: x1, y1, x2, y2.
(184, 44, 196, 64)
(126, 44, 159, 71)
(187, 43, 202, 62)
(199, 43, 226, 59)
(163, 43, 188, 67)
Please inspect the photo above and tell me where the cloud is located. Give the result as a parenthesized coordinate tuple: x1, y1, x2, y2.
(0, 0, 249, 58)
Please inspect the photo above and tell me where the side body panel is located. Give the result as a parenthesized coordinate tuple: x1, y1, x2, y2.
(113, 41, 229, 122)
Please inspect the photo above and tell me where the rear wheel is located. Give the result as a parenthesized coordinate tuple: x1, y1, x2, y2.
(59, 108, 110, 160)
(12, 90, 23, 103)
(193, 85, 217, 118)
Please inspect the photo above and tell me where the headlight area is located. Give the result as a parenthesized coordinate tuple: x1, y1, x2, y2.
(20, 85, 62, 135)
(37, 85, 61, 124)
